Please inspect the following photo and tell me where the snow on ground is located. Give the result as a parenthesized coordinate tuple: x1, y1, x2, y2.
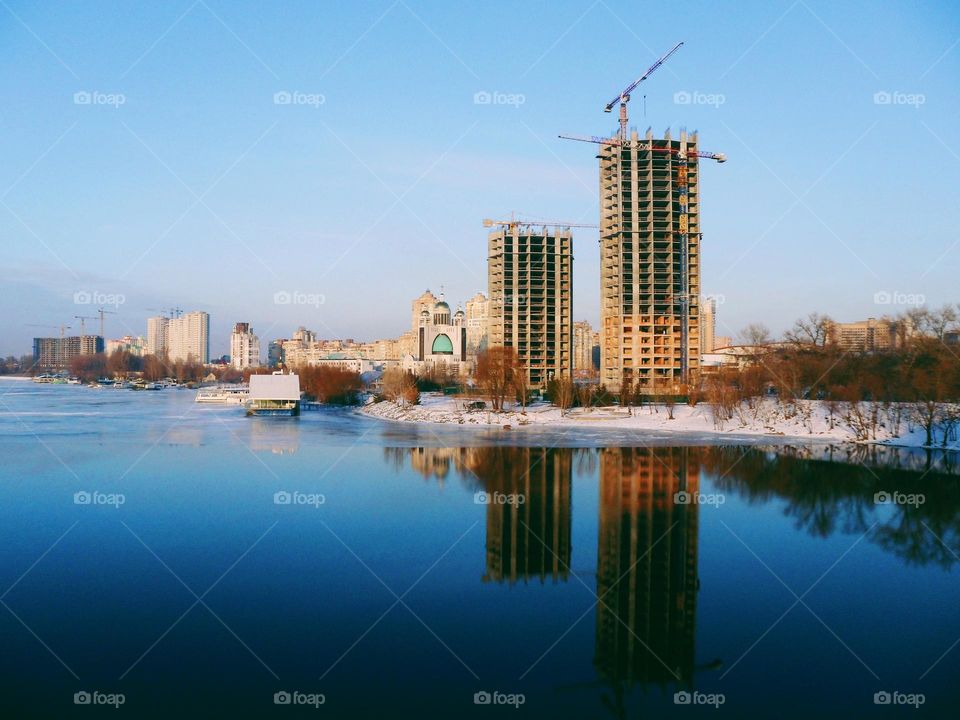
(361, 394, 960, 450)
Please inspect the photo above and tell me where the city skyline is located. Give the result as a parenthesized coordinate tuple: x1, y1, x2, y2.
(3, 1, 958, 357)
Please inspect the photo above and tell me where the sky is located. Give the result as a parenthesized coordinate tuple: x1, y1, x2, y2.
(1, 0, 958, 357)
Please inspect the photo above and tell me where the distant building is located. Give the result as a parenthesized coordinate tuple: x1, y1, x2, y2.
(488, 225, 573, 388)
(827, 318, 898, 352)
(573, 321, 597, 378)
(713, 335, 733, 350)
(167, 311, 210, 364)
(106, 335, 145, 357)
(412, 292, 468, 374)
(267, 339, 286, 368)
(465, 292, 490, 356)
(146, 316, 169, 356)
(229, 322, 260, 369)
(700, 297, 717, 355)
(32, 335, 104, 372)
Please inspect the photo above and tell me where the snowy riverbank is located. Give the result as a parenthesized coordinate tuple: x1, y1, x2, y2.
(361, 394, 960, 450)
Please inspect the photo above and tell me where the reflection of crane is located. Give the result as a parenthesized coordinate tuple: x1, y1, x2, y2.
(96, 308, 116, 338)
(558, 133, 727, 163)
(605, 42, 683, 139)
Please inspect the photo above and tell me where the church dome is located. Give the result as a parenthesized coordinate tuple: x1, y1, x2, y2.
(434, 300, 450, 312)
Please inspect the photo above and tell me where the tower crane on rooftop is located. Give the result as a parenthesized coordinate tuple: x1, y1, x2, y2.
(557, 133, 727, 162)
(605, 41, 683, 139)
(74, 315, 97, 335)
(28, 324, 71, 338)
(483, 216, 598, 231)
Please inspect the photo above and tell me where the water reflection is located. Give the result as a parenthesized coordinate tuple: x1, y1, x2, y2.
(595, 448, 699, 691)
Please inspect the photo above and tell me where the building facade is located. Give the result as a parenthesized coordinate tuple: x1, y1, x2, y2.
(32, 335, 104, 372)
(488, 225, 573, 388)
(465, 292, 490, 356)
(599, 129, 702, 393)
(573, 320, 596, 377)
(229, 322, 260, 369)
(700, 296, 716, 356)
(827, 318, 899, 352)
(167, 311, 210, 364)
(413, 295, 468, 373)
(146, 316, 168, 357)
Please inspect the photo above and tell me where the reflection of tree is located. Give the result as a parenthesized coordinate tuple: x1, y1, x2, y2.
(703, 446, 960, 568)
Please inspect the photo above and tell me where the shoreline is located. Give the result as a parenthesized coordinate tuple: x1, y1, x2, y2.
(360, 394, 960, 452)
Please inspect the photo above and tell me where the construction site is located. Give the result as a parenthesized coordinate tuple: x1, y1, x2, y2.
(561, 41, 726, 394)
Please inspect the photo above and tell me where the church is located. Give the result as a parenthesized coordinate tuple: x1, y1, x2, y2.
(402, 289, 468, 375)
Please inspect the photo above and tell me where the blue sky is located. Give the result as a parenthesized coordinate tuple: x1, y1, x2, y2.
(2, 0, 958, 356)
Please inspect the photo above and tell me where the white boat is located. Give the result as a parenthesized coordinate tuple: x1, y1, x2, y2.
(195, 385, 249, 404)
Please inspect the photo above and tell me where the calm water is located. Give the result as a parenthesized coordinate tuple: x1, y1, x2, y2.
(1, 378, 958, 718)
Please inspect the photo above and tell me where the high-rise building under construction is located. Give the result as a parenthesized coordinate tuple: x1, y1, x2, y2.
(599, 128, 702, 393)
(488, 224, 572, 388)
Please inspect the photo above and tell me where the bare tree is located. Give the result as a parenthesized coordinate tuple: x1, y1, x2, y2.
(553, 377, 576, 415)
(740, 323, 771, 346)
(475, 347, 521, 412)
(784, 312, 834, 347)
(382, 367, 419, 406)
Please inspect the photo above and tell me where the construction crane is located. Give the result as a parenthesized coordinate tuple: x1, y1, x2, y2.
(96, 308, 116, 338)
(605, 41, 683, 139)
(558, 133, 727, 162)
(28, 324, 71, 338)
(483, 217, 598, 231)
(74, 315, 97, 335)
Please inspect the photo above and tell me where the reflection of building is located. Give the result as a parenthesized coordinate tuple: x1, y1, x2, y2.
(595, 447, 699, 687)
(488, 225, 573, 388)
(32, 335, 104, 371)
(599, 130, 702, 393)
(476, 447, 573, 585)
